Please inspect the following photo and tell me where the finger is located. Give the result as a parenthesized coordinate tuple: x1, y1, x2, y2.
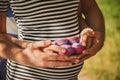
(82, 31, 101, 54)
(38, 61, 72, 68)
(32, 40, 51, 48)
(86, 31, 100, 38)
(79, 54, 91, 62)
(45, 54, 79, 62)
(85, 31, 99, 48)
(81, 28, 93, 36)
(43, 49, 58, 55)
(82, 37, 100, 55)
(74, 53, 87, 63)
(80, 28, 94, 46)
(86, 37, 93, 49)
(80, 34, 87, 46)
(44, 45, 66, 54)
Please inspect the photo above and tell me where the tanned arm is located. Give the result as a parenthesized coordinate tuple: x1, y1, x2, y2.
(0, 13, 28, 59)
(76, 0, 105, 62)
(81, 0, 105, 47)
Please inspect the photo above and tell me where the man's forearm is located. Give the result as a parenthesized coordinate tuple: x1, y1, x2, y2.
(0, 13, 29, 59)
(0, 34, 29, 59)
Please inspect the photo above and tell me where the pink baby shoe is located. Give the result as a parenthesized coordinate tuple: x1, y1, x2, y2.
(72, 43, 85, 55)
(67, 35, 80, 44)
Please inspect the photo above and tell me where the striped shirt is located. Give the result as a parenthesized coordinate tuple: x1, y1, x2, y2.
(0, 0, 83, 80)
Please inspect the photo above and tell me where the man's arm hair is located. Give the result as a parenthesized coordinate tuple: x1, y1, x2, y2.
(0, 13, 28, 59)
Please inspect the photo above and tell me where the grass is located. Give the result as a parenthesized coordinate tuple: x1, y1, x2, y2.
(78, 0, 120, 80)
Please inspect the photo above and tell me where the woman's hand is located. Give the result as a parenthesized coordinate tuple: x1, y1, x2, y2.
(75, 28, 103, 63)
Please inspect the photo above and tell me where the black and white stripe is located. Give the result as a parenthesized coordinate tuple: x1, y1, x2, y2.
(0, 0, 84, 80)
(0, 0, 9, 13)
(6, 60, 83, 80)
(9, 0, 81, 41)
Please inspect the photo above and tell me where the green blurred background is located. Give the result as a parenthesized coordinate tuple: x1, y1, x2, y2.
(78, 0, 120, 80)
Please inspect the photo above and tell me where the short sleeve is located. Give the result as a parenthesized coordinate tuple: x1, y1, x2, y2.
(0, 0, 9, 13)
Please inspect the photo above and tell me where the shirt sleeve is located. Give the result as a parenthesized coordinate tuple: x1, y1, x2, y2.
(0, 0, 9, 13)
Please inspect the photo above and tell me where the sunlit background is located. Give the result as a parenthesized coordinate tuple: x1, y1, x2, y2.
(78, 0, 120, 80)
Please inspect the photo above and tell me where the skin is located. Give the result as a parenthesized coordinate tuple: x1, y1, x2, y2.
(78, 0, 105, 63)
(0, 0, 105, 68)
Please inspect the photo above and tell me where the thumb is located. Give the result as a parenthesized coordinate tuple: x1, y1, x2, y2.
(32, 40, 52, 48)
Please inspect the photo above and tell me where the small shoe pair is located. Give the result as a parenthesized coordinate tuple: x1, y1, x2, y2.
(53, 35, 85, 56)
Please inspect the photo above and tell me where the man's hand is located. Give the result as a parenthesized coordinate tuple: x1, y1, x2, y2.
(75, 28, 103, 63)
(10, 40, 77, 68)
